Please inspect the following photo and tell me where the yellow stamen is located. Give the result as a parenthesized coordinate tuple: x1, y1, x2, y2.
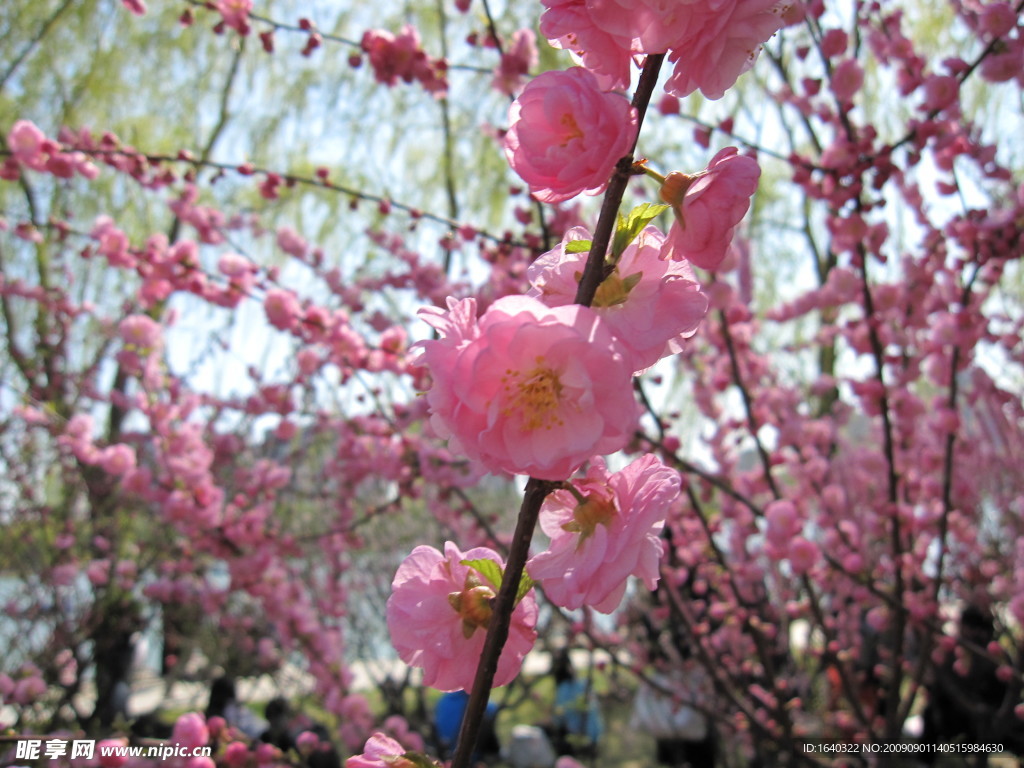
(500, 359, 564, 432)
(561, 492, 617, 549)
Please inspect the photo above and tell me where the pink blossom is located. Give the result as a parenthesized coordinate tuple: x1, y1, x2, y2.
(264, 289, 301, 332)
(664, 0, 788, 100)
(223, 742, 249, 767)
(980, 39, 1024, 83)
(527, 225, 708, 371)
(100, 444, 137, 476)
(172, 712, 209, 750)
(830, 58, 864, 103)
(253, 743, 285, 765)
(585, 0, 696, 54)
(276, 226, 309, 259)
(386, 542, 538, 691)
(361, 26, 448, 96)
(346, 732, 413, 768)
(121, 0, 146, 14)
(382, 715, 424, 753)
(921, 74, 959, 113)
(492, 29, 538, 96)
(218, 252, 255, 279)
(12, 673, 47, 704)
(361, 27, 420, 86)
(7, 120, 49, 170)
(503, 67, 637, 204)
(820, 28, 848, 58)
(540, 0, 633, 90)
(527, 455, 680, 613)
(763, 499, 799, 555)
(98, 739, 129, 768)
(214, 0, 252, 35)
(978, 2, 1017, 38)
(295, 731, 320, 755)
(788, 536, 819, 575)
(660, 147, 761, 270)
(119, 314, 162, 350)
(414, 295, 639, 480)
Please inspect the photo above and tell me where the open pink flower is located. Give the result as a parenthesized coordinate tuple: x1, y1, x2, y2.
(527, 225, 708, 371)
(119, 314, 162, 351)
(386, 542, 538, 691)
(540, 0, 633, 90)
(172, 712, 209, 750)
(7, 120, 50, 170)
(414, 295, 639, 480)
(663, 0, 789, 100)
(346, 733, 409, 768)
(660, 147, 761, 270)
(584, 0, 695, 54)
(527, 455, 680, 613)
(504, 67, 637, 204)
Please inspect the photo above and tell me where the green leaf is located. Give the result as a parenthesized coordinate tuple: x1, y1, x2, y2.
(622, 271, 644, 293)
(565, 239, 592, 254)
(611, 202, 670, 258)
(627, 201, 670, 229)
(461, 559, 534, 605)
(400, 751, 443, 767)
(461, 558, 503, 590)
(516, 572, 535, 604)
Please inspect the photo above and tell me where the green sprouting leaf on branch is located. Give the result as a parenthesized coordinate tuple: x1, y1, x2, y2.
(611, 202, 669, 259)
(461, 558, 503, 590)
(461, 558, 534, 606)
(516, 572, 535, 604)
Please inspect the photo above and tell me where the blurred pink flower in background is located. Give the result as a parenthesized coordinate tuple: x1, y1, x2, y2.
(171, 712, 209, 750)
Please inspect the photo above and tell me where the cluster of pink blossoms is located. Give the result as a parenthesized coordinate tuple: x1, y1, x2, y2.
(501, 67, 760, 273)
(360, 25, 448, 97)
(540, 0, 795, 98)
(380, 0, 769, 723)
(391, 223, 704, 684)
(384, 455, 681, 693)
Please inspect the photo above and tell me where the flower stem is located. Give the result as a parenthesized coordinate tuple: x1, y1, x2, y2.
(641, 166, 667, 184)
(555, 479, 588, 506)
(450, 476, 555, 768)
(574, 53, 666, 306)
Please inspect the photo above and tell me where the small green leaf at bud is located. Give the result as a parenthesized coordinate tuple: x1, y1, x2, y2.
(611, 202, 670, 258)
(460, 558, 503, 590)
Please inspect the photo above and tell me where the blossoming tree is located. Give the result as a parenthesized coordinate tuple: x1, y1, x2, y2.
(1, 0, 1022, 766)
